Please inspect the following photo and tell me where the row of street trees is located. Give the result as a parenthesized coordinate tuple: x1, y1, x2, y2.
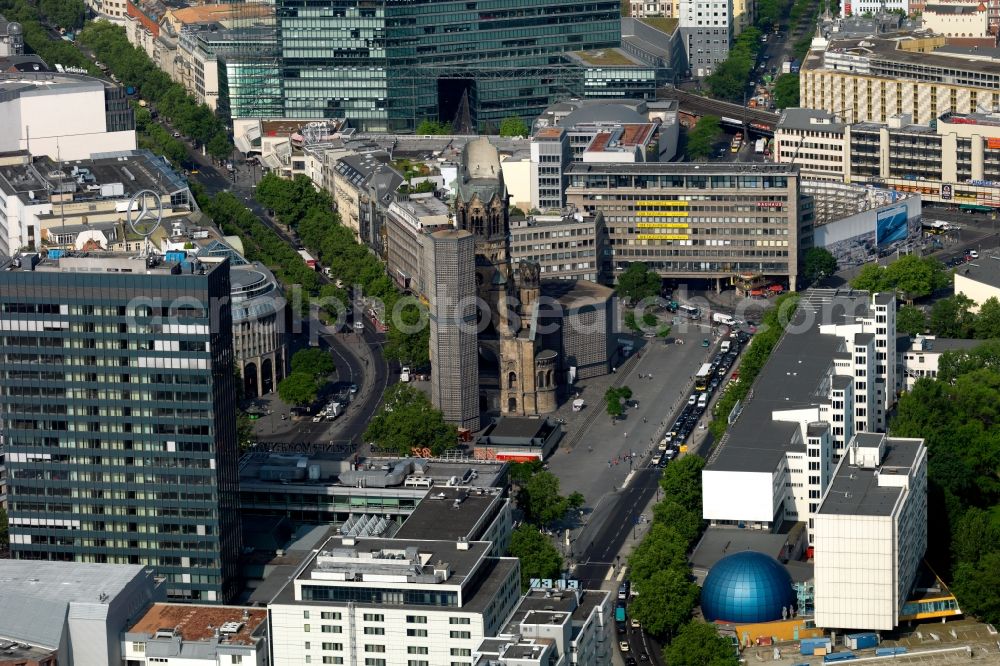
(0, 0, 97, 73)
(77, 22, 233, 161)
(628, 456, 739, 663)
(708, 293, 800, 439)
(896, 295, 1000, 339)
(685, 116, 723, 160)
(507, 462, 584, 589)
(706, 27, 763, 103)
(254, 174, 430, 367)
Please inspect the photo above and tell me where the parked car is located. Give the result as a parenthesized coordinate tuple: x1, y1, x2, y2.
(702, 338, 711, 347)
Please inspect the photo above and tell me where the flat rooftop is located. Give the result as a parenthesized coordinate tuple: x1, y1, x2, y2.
(708, 289, 880, 474)
(568, 48, 644, 67)
(498, 588, 608, 634)
(818, 437, 924, 517)
(126, 603, 266, 646)
(541, 278, 615, 308)
(566, 161, 798, 175)
(956, 253, 1000, 289)
(4, 251, 222, 277)
(393, 487, 503, 541)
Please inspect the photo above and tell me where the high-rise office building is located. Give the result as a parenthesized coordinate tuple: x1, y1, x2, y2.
(422, 229, 480, 430)
(0, 252, 242, 603)
(274, 0, 620, 131)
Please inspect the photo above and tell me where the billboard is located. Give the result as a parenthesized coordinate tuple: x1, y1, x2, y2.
(876, 204, 908, 245)
(989, 138, 1000, 150)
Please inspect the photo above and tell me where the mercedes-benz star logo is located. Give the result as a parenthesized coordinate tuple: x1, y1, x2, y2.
(126, 189, 164, 238)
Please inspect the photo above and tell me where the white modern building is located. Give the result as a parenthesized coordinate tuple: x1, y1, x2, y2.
(267, 535, 522, 666)
(954, 254, 1000, 312)
(122, 603, 268, 666)
(0, 560, 164, 666)
(897, 334, 982, 391)
(473, 588, 613, 666)
(0, 71, 136, 162)
(813, 432, 928, 631)
(0, 150, 192, 258)
(702, 289, 897, 545)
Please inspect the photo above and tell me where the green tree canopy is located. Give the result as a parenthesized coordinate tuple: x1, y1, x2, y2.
(973, 297, 1000, 339)
(631, 568, 700, 639)
(686, 115, 722, 160)
(499, 116, 530, 137)
(383, 299, 430, 367)
(850, 255, 950, 302)
(772, 74, 800, 109)
(705, 28, 761, 103)
(628, 523, 689, 583)
(659, 455, 706, 515)
(517, 471, 585, 527)
(802, 247, 837, 284)
(207, 131, 233, 161)
(509, 525, 563, 590)
(364, 384, 457, 456)
(291, 348, 336, 378)
(40, 0, 86, 29)
(896, 304, 927, 337)
(663, 620, 739, 666)
(415, 119, 453, 135)
(616, 262, 661, 303)
(277, 371, 319, 407)
(929, 295, 975, 338)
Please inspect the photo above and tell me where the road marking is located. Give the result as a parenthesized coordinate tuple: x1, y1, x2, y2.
(616, 567, 628, 582)
(604, 566, 615, 581)
(621, 471, 636, 488)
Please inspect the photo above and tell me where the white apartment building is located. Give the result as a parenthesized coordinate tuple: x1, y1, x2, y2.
(122, 603, 268, 666)
(702, 289, 896, 545)
(897, 335, 982, 391)
(473, 588, 613, 666)
(268, 535, 521, 666)
(922, 2, 989, 38)
(813, 432, 928, 631)
(85, 0, 128, 23)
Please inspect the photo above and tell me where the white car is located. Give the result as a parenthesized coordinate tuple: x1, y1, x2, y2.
(687, 394, 697, 406)
(354, 320, 364, 331)
(968, 250, 980, 259)
(312, 414, 324, 423)
(619, 641, 630, 653)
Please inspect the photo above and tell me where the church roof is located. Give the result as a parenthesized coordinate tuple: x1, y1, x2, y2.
(458, 137, 506, 203)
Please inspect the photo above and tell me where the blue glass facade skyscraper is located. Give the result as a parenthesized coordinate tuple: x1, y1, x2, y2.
(275, 0, 621, 131)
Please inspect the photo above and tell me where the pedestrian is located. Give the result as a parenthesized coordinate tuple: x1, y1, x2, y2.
(624, 432, 628, 439)
(643, 417, 647, 423)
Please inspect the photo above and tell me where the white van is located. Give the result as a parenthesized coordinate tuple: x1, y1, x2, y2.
(697, 393, 708, 409)
(720, 340, 731, 354)
(712, 312, 737, 327)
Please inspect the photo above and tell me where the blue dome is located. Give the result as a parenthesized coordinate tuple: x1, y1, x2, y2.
(701, 551, 795, 623)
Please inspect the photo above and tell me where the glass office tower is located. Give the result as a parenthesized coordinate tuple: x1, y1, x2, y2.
(0, 254, 242, 603)
(276, 0, 621, 131)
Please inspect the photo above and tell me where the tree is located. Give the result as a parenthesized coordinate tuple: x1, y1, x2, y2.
(628, 523, 689, 585)
(896, 304, 927, 337)
(663, 620, 739, 666)
(929, 295, 975, 338)
(624, 311, 641, 334)
(518, 471, 584, 527)
(953, 551, 1000, 625)
(277, 371, 319, 406)
(415, 119, 453, 135)
(383, 299, 430, 367)
(631, 568, 700, 639)
(616, 262, 661, 303)
(686, 115, 722, 160)
(850, 263, 889, 293)
(363, 384, 457, 456)
(605, 386, 633, 420)
(291, 348, 336, 378)
(851, 255, 949, 302)
(207, 130, 233, 161)
(657, 324, 672, 338)
(642, 312, 657, 328)
(772, 74, 800, 109)
(974, 297, 1000, 340)
(652, 499, 704, 544)
(660, 455, 706, 515)
(40, 0, 86, 30)
(499, 116, 530, 137)
(509, 525, 563, 590)
(802, 247, 837, 284)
